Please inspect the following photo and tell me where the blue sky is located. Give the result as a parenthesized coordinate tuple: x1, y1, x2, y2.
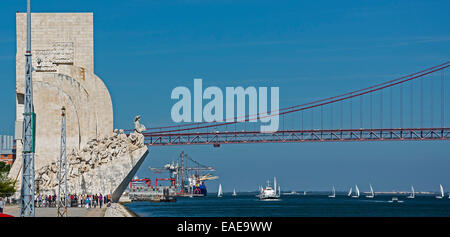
(0, 0, 449, 192)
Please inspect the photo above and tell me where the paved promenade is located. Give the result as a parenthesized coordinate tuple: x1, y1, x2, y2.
(3, 205, 106, 217)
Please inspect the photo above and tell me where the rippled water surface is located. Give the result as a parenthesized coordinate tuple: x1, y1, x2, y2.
(125, 193, 450, 217)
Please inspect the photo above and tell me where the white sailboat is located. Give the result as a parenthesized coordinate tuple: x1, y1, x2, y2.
(218, 184, 223, 198)
(328, 186, 336, 198)
(407, 185, 415, 199)
(232, 188, 237, 197)
(351, 185, 360, 198)
(436, 184, 444, 199)
(347, 187, 352, 197)
(365, 184, 374, 198)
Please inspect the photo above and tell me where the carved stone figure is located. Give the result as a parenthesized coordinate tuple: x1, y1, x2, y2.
(35, 116, 149, 193)
(134, 115, 146, 133)
(132, 115, 146, 148)
(118, 129, 127, 141)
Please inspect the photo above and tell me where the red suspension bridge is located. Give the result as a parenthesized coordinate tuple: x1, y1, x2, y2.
(143, 62, 450, 146)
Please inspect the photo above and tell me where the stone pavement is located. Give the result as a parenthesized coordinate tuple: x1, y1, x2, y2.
(104, 203, 135, 217)
(3, 205, 106, 217)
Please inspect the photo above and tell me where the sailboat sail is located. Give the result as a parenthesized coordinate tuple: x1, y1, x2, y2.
(365, 184, 374, 198)
(435, 184, 444, 199)
(329, 186, 336, 198)
(232, 188, 237, 196)
(353, 185, 359, 198)
(218, 184, 223, 197)
(348, 187, 352, 196)
(407, 185, 415, 198)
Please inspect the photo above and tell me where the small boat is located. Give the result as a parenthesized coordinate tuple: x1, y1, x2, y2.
(389, 197, 404, 203)
(347, 187, 352, 197)
(389, 197, 401, 203)
(283, 190, 299, 195)
(407, 185, 415, 199)
(365, 184, 374, 198)
(328, 185, 336, 198)
(436, 184, 444, 199)
(351, 185, 360, 198)
(232, 188, 237, 197)
(303, 191, 307, 196)
(257, 177, 280, 200)
(218, 184, 223, 198)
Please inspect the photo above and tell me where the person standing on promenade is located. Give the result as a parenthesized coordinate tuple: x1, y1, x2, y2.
(73, 194, 78, 207)
(99, 194, 103, 208)
(0, 197, 4, 213)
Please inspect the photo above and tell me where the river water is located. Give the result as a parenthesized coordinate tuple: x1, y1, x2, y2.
(124, 192, 450, 217)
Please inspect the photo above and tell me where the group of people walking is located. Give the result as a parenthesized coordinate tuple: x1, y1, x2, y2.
(79, 194, 111, 209)
(35, 193, 111, 209)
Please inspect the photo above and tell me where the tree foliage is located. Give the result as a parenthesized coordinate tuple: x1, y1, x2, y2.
(0, 163, 15, 197)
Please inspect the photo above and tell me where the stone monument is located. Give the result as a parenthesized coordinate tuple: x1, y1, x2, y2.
(9, 13, 148, 201)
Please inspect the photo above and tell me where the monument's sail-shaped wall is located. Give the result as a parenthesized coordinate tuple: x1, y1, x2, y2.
(10, 13, 147, 201)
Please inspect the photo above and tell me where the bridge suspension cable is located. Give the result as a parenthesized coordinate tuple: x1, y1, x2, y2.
(144, 61, 449, 133)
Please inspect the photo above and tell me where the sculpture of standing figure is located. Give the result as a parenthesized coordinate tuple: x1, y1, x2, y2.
(134, 115, 146, 133)
(133, 115, 146, 147)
